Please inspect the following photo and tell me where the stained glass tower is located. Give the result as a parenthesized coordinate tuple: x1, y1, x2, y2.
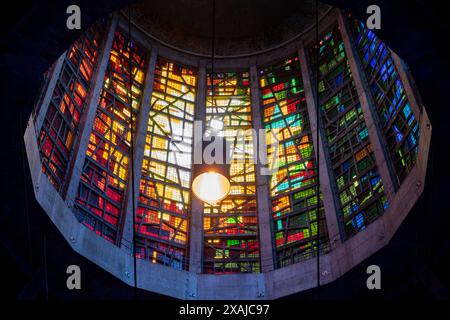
(24, 9, 431, 299)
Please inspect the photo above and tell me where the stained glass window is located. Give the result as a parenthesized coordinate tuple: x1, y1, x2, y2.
(203, 72, 260, 273)
(312, 25, 388, 239)
(33, 62, 57, 126)
(350, 19, 420, 184)
(260, 56, 329, 267)
(74, 31, 147, 243)
(37, 21, 106, 192)
(135, 58, 196, 270)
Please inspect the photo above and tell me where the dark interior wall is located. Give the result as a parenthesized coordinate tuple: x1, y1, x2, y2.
(0, 0, 165, 300)
(0, 0, 449, 300)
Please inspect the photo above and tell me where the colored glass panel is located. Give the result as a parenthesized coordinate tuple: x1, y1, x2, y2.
(350, 19, 420, 184)
(260, 56, 329, 267)
(203, 72, 260, 273)
(312, 25, 388, 239)
(135, 58, 196, 270)
(74, 31, 147, 243)
(37, 21, 106, 192)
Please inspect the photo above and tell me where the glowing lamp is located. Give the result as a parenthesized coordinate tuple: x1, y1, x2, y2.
(192, 169, 230, 203)
(192, 136, 231, 203)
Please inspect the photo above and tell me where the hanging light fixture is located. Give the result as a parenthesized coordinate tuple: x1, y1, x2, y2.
(192, 136, 231, 203)
(192, 171, 230, 203)
(191, 0, 231, 204)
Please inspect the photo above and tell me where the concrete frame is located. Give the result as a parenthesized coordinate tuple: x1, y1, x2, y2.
(120, 47, 159, 253)
(337, 12, 397, 199)
(189, 62, 207, 275)
(24, 9, 431, 299)
(249, 64, 275, 273)
(298, 42, 342, 250)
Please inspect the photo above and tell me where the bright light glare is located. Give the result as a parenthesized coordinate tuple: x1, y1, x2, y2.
(210, 119, 224, 131)
(192, 171, 230, 203)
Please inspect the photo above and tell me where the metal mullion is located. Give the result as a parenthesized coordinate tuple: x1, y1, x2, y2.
(42, 157, 64, 186)
(273, 204, 318, 226)
(161, 217, 187, 244)
(41, 106, 65, 150)
(329, 141, 369, 172)
(318, 71, 352, 104)
(370, 50, 392, 87)
(203, 211, 257, 219)
(368, 36, 390, 73)
(372, 73, 402, 119)
(368, 69, 397, 110)
(214, 197, 256, 216)
(89, 121, 115, 152)
(392, 141, 418, 176)
(387, 119, 418, 157)
(145, 153, 191, 176)
(163, 75, 194, 93)
(330, 120, 370, 159)
(343, 171, 380, 211)
(327, 121, 368, 161)
(60, 75, 88, 127)
(50, 81, 80, 131)
(145, 238, 185, 255)
(100, 125, 129, 169)
(154, 92, 194, 117)
(80, 32, 99, 65)
(79, 172, 123, 208)
(259, 96, 302, 118)
(141, 170, 185, 192)
(68, 48, 92, 88)
(334, 100, 362, 162)
(360, 33, 383, 69)
(325, 124, 357, 155)
(80, 170, 112, 202)
(54, 122, 72, 161)
(266, 125, 311, 146)
(323, 86, 360, 125)
(333, 154, 363, 188)
(43, 127, 71, 165)
(76, 202, 119, 232)
(203, 232, 257, 240)
(84, 152, 128, 189)
(337, 157, 378, 196)
(381, 97, 410, 137)
(277, 235, 319, 252)
(343, 191, 384, 225)
(370, 78, 400, 113)
(149, 99, 194, 123)
(77, 53, 97, 86)
(100, 95, 133, 127)
(321, 55, 349, 86)
(317, 35, 340, 62)
(270, 173, 320, 201)
(137, 204, 188, 221)
(380, 95, 409, 133)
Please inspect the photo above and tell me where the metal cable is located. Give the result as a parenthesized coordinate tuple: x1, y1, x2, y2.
(127, 4, 138, 300)
(210, 0, 216, 115)
(315, 0, 321, 289)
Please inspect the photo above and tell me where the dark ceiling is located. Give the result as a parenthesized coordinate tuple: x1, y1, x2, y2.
(129, 0, 331, 56)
